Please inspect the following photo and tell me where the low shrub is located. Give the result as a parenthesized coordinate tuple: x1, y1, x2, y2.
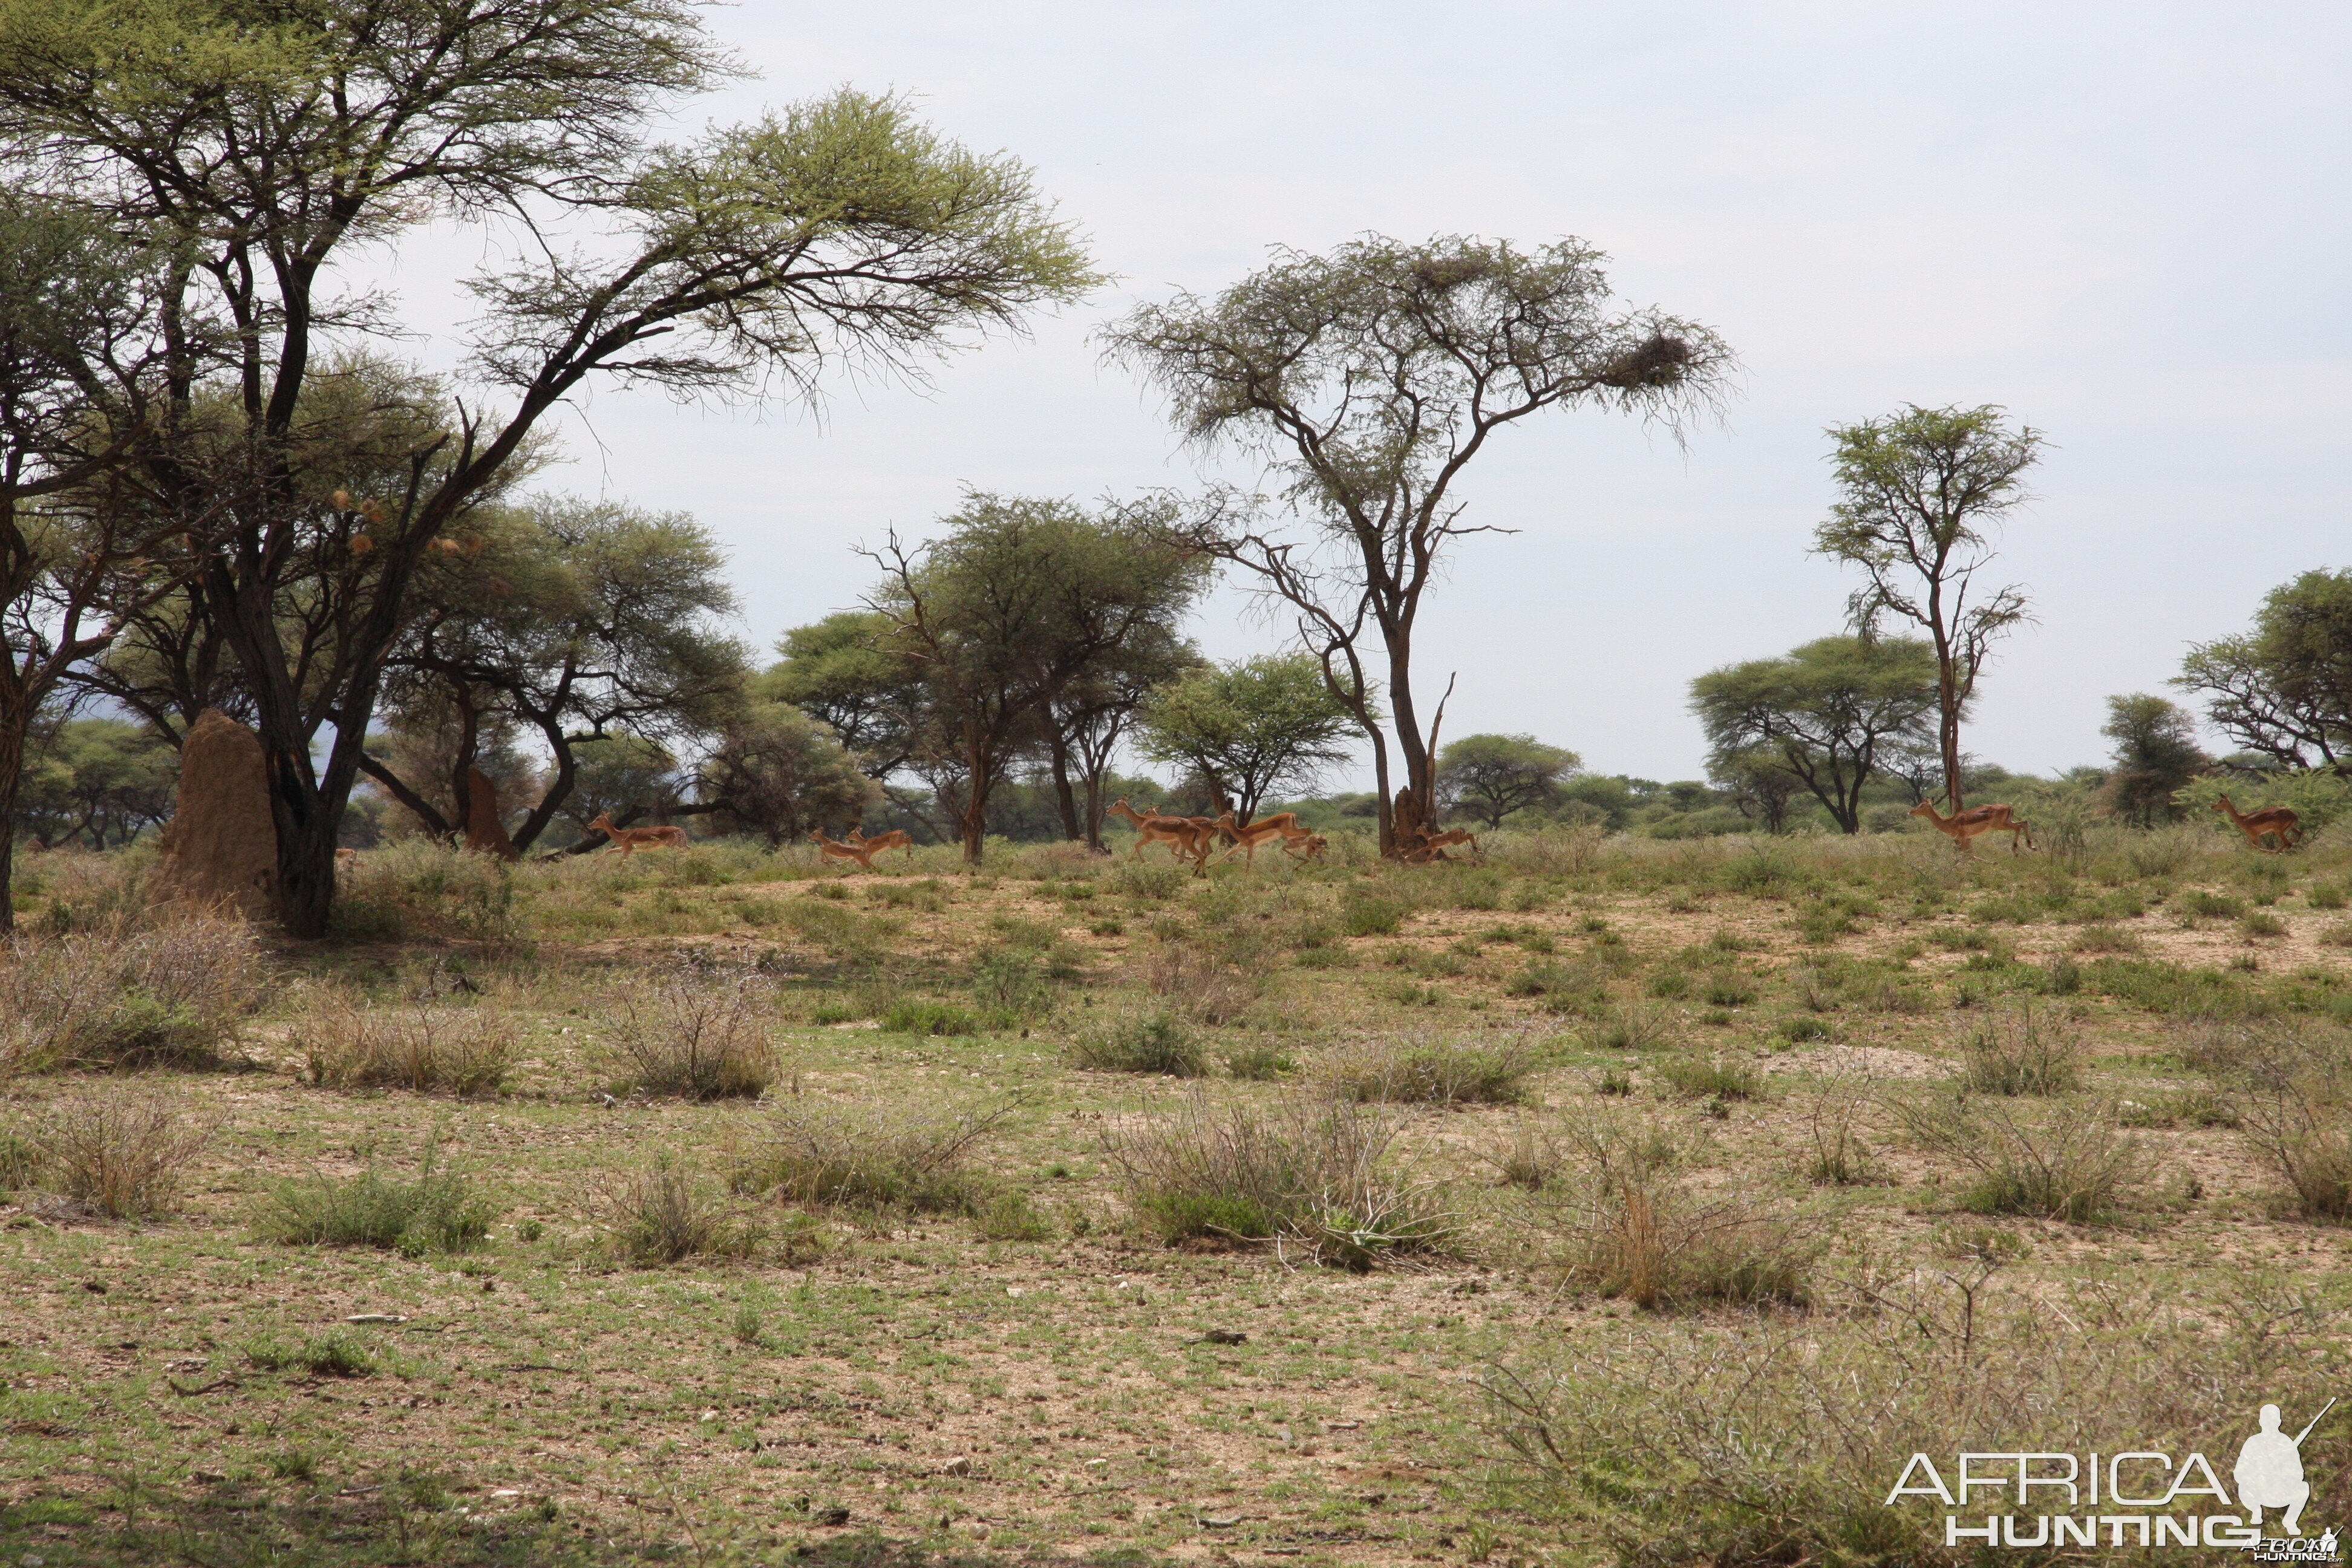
(1527, 1112, 1819, 1309)
(2239, 910, 2288, 939)
(882, 999, 981, 1036)
(1107, 861, 1187, 901)
(1656, 1054, 1763, 1101)
(2178, 888, 2244, 923)
(972, 1189, 1054, 1243)
(1481, 1286, 2345, 1568)
(1068, 1011, 1209, 1076)
(17, 1091, 215, 1219)
(256, 1142, 497, 1256)
(1136, 943, 1259, 1026)
(610, 972, 779, 1099)
(1957, 1005, 2085, 1096)
(1, 915, 265, 1073)
(296, 998, 516, 1097)
(1222, 1044, 1298, 1081)
(1105, 1091, 1449, 1270)
(246, 1332, 375, 1379)
(607, 1157, 765, 1266)
(1338, 892, 1405, 937)
(2217, 1022, 2352, 1221)
(1893, 1093, 2142, 1222)
(727, 1099, 1014, 1215)
(1586, 1002, 1671, 1051)
(1800, 1079, 1875, 1186)
(335, 840, 517, 941)
(1317, 1031, 1537, 1105)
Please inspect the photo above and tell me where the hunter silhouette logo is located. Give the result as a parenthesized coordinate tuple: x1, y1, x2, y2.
(1883, 1398, 2339, 1557)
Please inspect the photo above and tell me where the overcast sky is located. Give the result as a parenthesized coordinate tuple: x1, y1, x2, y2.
(382, 2, 2352, 785)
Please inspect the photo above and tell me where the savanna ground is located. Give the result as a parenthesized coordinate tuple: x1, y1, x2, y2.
(3, 821, 2350, 1567)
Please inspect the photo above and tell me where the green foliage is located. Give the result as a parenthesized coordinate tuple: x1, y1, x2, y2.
(881, 999, 980, 1037)
(1068, 1011, 1207, 1076)
(246, 1333, 375, 1379)
(2097, 693, 2209, 825)
(1339, 892, 1405, 936)
(1690, 636, 1939, 833)
(13, 718, 175, 851)
(727, 1101, 1010, 1216)
(1435, 734, 1580, 830)
(1318, 1033, 1537, 1105)
(1656, 1055, 1763, 1101)
(1959, 1008, 2085, 1095)
(1137, 654, 1357, 823)
(2180, 567, 2352, 772)
(258, 1144, 498, 1258)
(700, 700, 877, 848)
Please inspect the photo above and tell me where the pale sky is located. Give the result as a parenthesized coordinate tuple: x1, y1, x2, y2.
(377, 2, 2352, 785)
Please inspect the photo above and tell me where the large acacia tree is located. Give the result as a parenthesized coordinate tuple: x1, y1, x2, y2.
(1106, 234, 1730, 854)
(0, 2, 1093, 935)
(1814, 405, 2041, 814)
(2179, 569, 2352, 776)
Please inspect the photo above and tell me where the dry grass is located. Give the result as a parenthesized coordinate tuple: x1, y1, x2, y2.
(1135, 941, 1260, 1025)
(1316, 1030, 1538, 1105)
(255, 1141, 499, 1256)
(1105, 1090, 1451, 1270)
(2213, 1021, 2352, 1221)
(1067, 1010, 1209, 1076)
(606, 1157, 765, 1266)
(726, 1099, 1013, 1215)
(1, 914, 264, 1073)
(15, 1091, 215, 1219)
(1893, 1091, 2143, 1221)
(296, 996, 517, 1097)
(610, 970, 780, 1100)
(1957, 1004, 2085, 1095)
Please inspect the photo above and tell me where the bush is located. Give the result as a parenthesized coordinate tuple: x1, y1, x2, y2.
(1317, 1031, 1537, 1105)
(257, 1142, 498, 1256)
(1222, 1044, 1298, 1081)
(1894, 1093, 2142, 1222)
(1338, 892, 1405, 937)
(335, 840, 517, 941)
(1107, 861, 1187, 901)
(972, 1189, 1054, 1242)
(1105, 1091, 1450, 1270)
(972, 948, 1054, 1021)
(728, 1100, 1013, 1215)
(1529, 1112, 1818, 1309)
(18, 1092, 215, 1219)
(1069, 1012, 1208, 1076)
(246, 1332, 375, 1378)
(881, 999, 980, 1036)
(1, 915, 264, 1073)
(2218, 1022, 2352, 1222)
(610, 971, 779, 1099)
(1586, 1002, 1672, 1051)
(607, 1157, 765, 1266)
(1137, 942, 1259, 1025)
(1957, 1006, 2084, 1096)
(1481, 1285, 2344, 1568)
(1656, 1054, 1763, 1101)
(296, 997, 515, 1097)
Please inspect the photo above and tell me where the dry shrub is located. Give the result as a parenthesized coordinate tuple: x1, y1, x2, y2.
(1489, 826, 1607, 878)
(1103, 1090, 1451, 1270)
(296, 995, 516, 1096)
(1958, 1005, 2085, 1095)
(1530, 1112, 1820, 1310)
(18, 1091, 215, 1219)
(606, 1157, 764, 1266)
(1068, 1011, 1208, 1076)
(1800, 1077, 1877, 1186)
(1482, 1118, 1566, 1191)
(332, 840, 516, 942)
(1892, 1092, 2142, 1222)
(1317, 1030, 1537, 1105)
(611, 970, 779, 1099)
(727, 1099, 1012, 1215)
(1, 913, 264, 1073)
(2205, 1020, 2352, 1221)
(1483, 1280, 2347, 1568)
(1135, 942, 1259, 1025)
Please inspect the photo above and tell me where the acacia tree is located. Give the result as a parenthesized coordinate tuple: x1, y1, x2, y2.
(1105, 234, 1730, 854)
(1044, 625, 1198, 848)
(1814, 405, 2042, 813)
(1689, 635, 1939, 834)
(699, 702, 876, 847)
(366, 497, 746, 851)
(2098, 693, 2209, 827)
(1135, 653, 1355, 826)
(0, 1, 1094, 935)
(1435, 733, 1580, 829)
(2178, 569, 2352, 775)
(866, 494, 1206, 862)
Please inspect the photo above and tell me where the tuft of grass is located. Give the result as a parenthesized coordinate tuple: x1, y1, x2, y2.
(2217, 1022, 2352, 1222)
(610, 971, 779, 1100)
(1068, 1011, 1207, 1076)
(2073, 924, 2146, 957)
(16, 1092, 214, 1219)
(727, 1100, 1013, 1215)
(1136, 943, 1259, 1025)
(1222, 1044, 1298, 1081)
(1317, 1031, 1538, 1105)
(256, 1141, 497, 1256)
(606, 1157, 765, 1267)
(2238, 910, 2288, 939)
(1958, 1007, 2085, 1096)
(972, 1189, 1054, 1242)
(882, 999, 981, 1036)
(1338, 892, 1406, 937)
(298, 997, 515, 1097)
(1586, 1002, 1671, 1051)
(2178, 889, 2244, 923)
(1656, 1054, 1763, 1102)
(1105, 1091, 1450, 1270)
(245, 1332, 375, 1379)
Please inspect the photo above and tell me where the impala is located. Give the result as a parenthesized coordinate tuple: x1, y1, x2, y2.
(2212, 794, 2300, 853)
(1910, 799, 2035, 853)
(588, 812, 688, 855)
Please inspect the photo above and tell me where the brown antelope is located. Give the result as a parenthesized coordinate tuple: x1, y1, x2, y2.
(589, 811, 689, 855)
(1285, 833, 1328, 863)
(812, 830, 877, 871)
(849, 827, 915, 861)
(1910, 799, 2035, 853)
(1210, 811, 1295, 866)
(1404, 826, 1480, 864)
(2212, 794, 2301, 853)
(1107, 797, 1215, 865)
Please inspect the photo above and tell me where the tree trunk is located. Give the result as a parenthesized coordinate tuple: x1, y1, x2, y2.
(1048, 733, 1082, 841)
(0, 702, 23, 933)
(1082, 765, 1105, 852)
(959, 735, 991, 863)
